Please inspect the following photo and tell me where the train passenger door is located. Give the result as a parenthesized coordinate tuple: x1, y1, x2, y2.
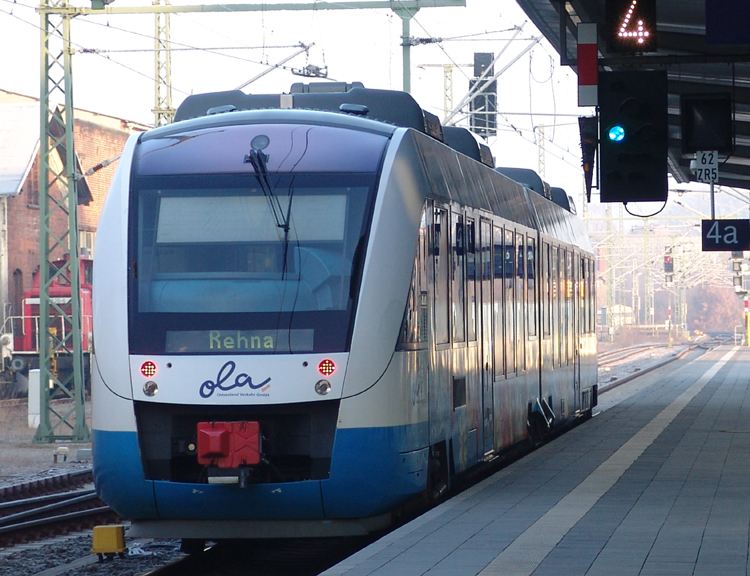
(479, 220, 494, 455)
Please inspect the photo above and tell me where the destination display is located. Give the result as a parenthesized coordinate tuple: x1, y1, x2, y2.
(166, 329, 314, 354)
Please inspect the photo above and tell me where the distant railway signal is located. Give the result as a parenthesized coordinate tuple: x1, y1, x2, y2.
(664, 254, 673, 273)
(469, 53, 497, 138)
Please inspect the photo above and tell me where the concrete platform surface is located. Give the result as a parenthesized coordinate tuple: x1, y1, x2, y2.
(323, 345, 750, 576)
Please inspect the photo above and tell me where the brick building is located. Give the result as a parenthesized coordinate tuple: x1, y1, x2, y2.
(0, 89, 150, 338)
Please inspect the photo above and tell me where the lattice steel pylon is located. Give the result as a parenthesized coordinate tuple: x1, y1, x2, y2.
(153, 0, 174, 126)
(35, 0, 89, 443)
(417, 63, 471, 122)
(535, 124, 545, 180)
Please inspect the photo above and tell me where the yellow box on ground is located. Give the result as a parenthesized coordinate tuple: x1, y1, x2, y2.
(91, 524, 126, 554)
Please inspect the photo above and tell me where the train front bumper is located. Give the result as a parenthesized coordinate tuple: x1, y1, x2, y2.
(93, 424, 428, 526)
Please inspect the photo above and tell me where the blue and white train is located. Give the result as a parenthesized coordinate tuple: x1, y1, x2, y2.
(92, 83, 597, 544)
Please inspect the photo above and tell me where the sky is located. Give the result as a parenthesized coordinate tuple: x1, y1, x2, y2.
(0, 0, 594, 207)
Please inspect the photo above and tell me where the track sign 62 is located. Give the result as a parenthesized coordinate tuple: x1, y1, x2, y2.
(695, 151, 719, 183)
(702, 219, 750, 252)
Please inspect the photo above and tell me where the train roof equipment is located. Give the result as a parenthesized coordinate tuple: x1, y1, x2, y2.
(550, 186, 577, 214)
(173, 82, 495, 169)
(494, 167, 553, 201)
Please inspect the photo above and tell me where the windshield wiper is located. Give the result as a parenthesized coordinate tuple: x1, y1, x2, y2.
(245, 145, 292, 278)
(245, 148, 286, 231)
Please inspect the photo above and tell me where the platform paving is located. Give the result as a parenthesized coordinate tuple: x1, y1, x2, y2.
(322, 345, 750, 576)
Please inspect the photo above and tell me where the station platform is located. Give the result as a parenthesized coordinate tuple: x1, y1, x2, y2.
(323, 344, 750, 576)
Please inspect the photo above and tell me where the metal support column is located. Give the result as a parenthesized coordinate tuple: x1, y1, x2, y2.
(605, 204, 615, 328)
(153, 0, 174, 126)
(536, 125, 546, 179)
(394, 7, 418, 93)
(643, 220, 654, 325)
(676, 244, 688, 337)
(35, 0, 89, 443)
(443, 64, 454, 121)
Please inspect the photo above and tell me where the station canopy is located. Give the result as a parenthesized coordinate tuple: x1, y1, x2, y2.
(515, 0, 750, 191)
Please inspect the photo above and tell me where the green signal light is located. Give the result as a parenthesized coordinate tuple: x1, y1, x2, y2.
(608, 125, 626, 142)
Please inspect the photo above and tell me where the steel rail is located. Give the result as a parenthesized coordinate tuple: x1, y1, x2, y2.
(0, 505, 112, 536)
(0, 489, 99, 526)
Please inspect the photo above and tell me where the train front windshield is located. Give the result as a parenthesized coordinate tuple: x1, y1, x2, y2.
(128, 122, 386, 355)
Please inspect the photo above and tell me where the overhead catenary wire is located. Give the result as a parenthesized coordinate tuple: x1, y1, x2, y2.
(73, 43, 308, 54)
(0, 3, 178, 95)
(410, 6, 579, 182)
(76, 15, 309, 68)
(444, 29, 542, 125)
(0, 0, 313, 91)
(234, 43, 312, 90)
(3, 0, 586, 183)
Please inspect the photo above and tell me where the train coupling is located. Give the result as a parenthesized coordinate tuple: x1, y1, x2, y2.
(205, 466, 253, 488)
(196, 421, 263, 488)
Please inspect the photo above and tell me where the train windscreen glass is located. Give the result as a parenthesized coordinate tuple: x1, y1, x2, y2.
(129, 123, 386, 355)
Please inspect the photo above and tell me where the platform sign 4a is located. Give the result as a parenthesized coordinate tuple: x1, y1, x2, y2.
(695, 150, 719, 183)
(702, 219, 750, 251)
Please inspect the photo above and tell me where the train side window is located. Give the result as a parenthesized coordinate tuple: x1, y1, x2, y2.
(588, 258, 596, 333)
(398, 207, 428, 348)
(563, 249, 572, 365)
(433, 207, 450, 346)
(451, 211, 466, 344)
(565, 250, 577, 362)
(589, 259, 596, 332)
(542, 241, 551, 338)
(453, 376, 467, 410)
(580, 256, 587, 335)
(516, 233, 525, 371)
(588, 258, 593, 333)
(527, 236, 537, 338)
(466, 218, 477, 342)
(559, 248, 566, 365)
(493, 225, 505, 378)
(83, 261, 93, 286)
(554, 246, 561, 367)
(504, 228, 515, 375)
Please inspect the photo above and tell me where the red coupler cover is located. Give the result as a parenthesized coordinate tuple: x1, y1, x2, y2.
(196, 421, 261, 467)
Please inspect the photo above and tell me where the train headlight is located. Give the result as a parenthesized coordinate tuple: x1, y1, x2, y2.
(315, 379, 331, 396)
(143, 381, 158, 396)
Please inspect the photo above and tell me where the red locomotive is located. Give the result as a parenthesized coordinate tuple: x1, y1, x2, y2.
(1, 257, 92, 396)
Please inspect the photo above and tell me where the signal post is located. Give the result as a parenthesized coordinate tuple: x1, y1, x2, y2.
(577, 0, 747, 344)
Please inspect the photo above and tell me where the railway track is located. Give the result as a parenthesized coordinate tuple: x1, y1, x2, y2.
(0, 470, 118, 548)
(596, 337, 733, 394)
(0, 468, 93, 502)
(598, 336, 728, 369)
(598, 343, 668, 366)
